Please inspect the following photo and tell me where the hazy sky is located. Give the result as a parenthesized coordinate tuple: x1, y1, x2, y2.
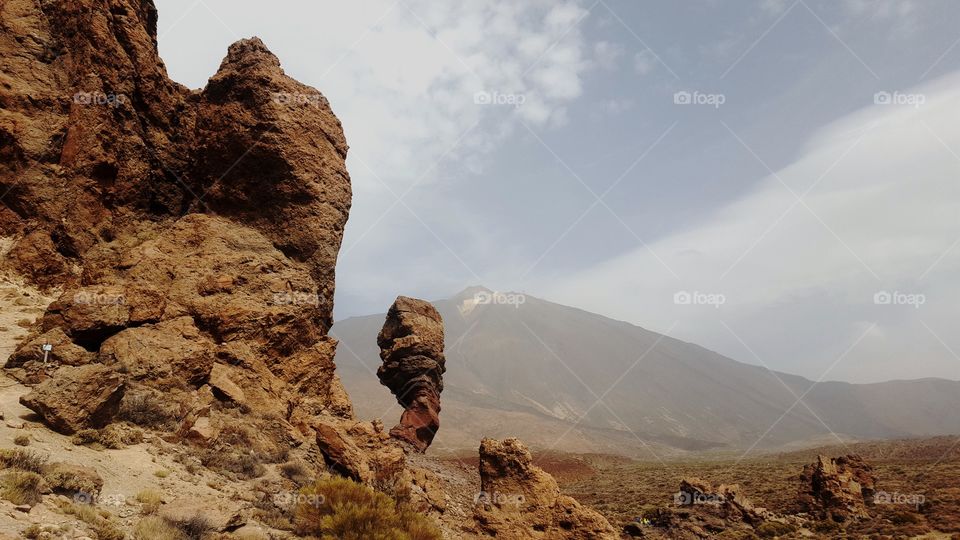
(155, 0, 960, 384)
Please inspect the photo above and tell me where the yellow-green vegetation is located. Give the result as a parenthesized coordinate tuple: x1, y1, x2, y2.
(0, 471, 43, 505)
(13, 434, 30, 447)
(0, 448, 46, 473)
(154, 469, 171, 478)
(136, 488, 163, 514)
(58, 500, 125, 540)
(133, 516, 185, 540)
(293, 476, 442, 540)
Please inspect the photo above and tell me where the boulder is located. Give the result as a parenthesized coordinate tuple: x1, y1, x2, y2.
(471, 438, 616, 539)
(41, 463, 103, 499)
(98, 317, 214, 390)
(797, 454, 876, 522)
(19, 364, 124, 434)
(377, 297, 445, 452)
(5, 327, 95, 368)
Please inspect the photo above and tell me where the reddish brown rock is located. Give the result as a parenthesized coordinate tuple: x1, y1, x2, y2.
(471, 438, 616, 539)
(797, 454, 876, 522)
(19, 364, 124, 434)
(377, 297, 445, 452)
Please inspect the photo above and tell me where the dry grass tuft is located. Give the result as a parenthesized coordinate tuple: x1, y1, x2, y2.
(0, 471, 43, 505)
(0, 448, 47, 473)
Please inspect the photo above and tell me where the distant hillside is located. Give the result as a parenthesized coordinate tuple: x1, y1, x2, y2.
(332, 287, 960, 456)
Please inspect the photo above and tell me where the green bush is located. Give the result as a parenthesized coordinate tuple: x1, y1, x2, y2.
(294, 476, 442, 540)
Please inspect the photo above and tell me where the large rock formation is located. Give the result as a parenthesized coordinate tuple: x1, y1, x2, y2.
(1, 0, 352, 437)
(0, 0, 350, 332)
(377, 296, 446, 452)
(471, 438, 617, 539)
(797, 454, 877, 522)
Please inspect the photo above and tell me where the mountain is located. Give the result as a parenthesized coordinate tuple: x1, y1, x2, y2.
(332, 287, 960, 456)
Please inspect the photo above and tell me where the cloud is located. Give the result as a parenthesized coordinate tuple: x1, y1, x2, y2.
(633, 50, 656, 75)
(594, 41, 624, 70)
(543, 71, 960, 383)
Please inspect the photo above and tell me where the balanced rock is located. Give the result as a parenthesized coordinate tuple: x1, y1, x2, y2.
(377, 296, 445, 452)
(797, 454, 876, 522)
(471, 438, 616, 539)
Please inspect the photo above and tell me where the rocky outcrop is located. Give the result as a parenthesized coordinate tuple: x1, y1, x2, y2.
(471, 438, 616, 539)
(797, 454, 876, 522)
(377, 296, 446, 452)
(19, 364, 124, 434)
(0, 1, 351, 330)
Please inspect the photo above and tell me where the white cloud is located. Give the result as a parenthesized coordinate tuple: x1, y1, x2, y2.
(543, 71, 960, 383)
(634, 50, 656, 75)
(594, 41, 624, 70)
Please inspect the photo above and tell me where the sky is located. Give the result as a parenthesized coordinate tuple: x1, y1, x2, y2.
(155, 0, 960, 384)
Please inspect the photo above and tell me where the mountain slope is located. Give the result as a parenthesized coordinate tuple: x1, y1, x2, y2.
(332, 287, 960, 455)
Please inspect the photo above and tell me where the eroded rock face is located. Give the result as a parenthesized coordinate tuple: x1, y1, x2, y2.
(797, 454, 876, 522)
(1, 0, 351, 439)
(377, 296, 445, 452)
(19, 364, 124, 434)
(471, 438, 616, 539)
(0, 0, 350, 331)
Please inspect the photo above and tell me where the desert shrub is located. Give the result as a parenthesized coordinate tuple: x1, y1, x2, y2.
(14, 435, 30, 447)
(811, 519, 842, 533)
(71, 425, 127, 449)
(134, 516, 185, 540)
(42, 465, 102, 498)
(167, 513, 213, 540)
(21, 523, 43, 539)
(280, 461, 312, 486)
(154, 469, 171, 478)
(293, 476, 442, 540)
(0, 471, 43, 505)
(119, 392, 179, 430)
(756, 520, 797, 538)
(136, 488, 163, 514)
(198, 448, 265, 479)
(890, 510, 924, 525)
(0, 448, 47, 473)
